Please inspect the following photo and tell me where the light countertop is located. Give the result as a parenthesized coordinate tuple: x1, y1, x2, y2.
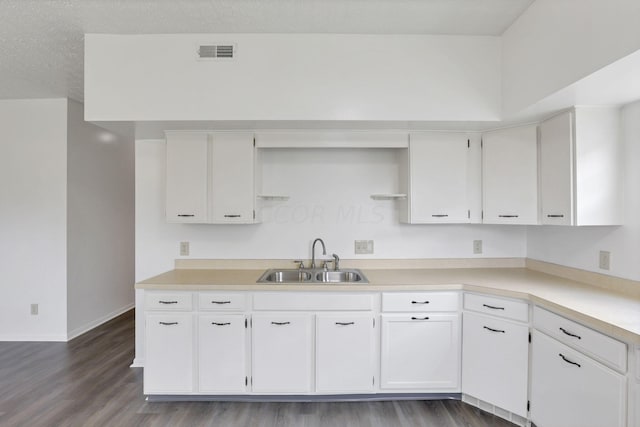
(137, 266, 640, 344)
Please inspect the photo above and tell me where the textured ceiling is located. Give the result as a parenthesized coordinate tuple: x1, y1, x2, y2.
(0, 0, 533, 101)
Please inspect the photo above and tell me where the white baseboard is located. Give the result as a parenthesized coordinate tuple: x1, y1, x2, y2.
(66, 303, 134, 341)
(130, 357, 144, 368)
(0, 333, 68, 342)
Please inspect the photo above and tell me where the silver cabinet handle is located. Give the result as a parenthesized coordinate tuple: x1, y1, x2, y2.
(431, 214, 449, 218)
(498, 215, 519, 218)
(271, 321, 290, 326)
(177, 214, 195, 217)
(211, 301, 231, 304)
(159, 322, 178, 326)
(212, 322, 231, 326)
(224, 214, 241, 218)
(159, 300, 178, 304)
(335, 322, 355, 326)
(547, 214, 565, 218)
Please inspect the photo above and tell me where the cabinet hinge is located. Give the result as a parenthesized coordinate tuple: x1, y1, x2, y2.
(245, 376, 248, 386)
(528, 332, 531, 343)
(245, 318, 248, 329)
(253, 137, 256, 147)
(467, 210, 470, 219)
(467, 139, 470, 148)
(527, 400, 530, 412)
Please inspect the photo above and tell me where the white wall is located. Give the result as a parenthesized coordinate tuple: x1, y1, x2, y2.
(0, 99, 68, 340)
(86, 34, 501, 122)
(66, 100, 135, 338)
(136, 140, 527, 281)
(502, 0, 640, 115)
(527, 100, 640, 281)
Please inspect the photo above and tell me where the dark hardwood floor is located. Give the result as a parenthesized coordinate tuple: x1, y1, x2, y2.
(0, 310, 516, 427)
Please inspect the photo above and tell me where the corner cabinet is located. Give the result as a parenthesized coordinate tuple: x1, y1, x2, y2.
(165, 131, 258, 224)
(481, 125, 538, 225)
(401, 132, 476, 224)
(539, 107, 622, 226)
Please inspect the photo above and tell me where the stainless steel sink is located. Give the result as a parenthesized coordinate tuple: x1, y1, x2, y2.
(259, 270, 312, 283)
(315, 270, 364, 283)
(257, 268, 368, 284)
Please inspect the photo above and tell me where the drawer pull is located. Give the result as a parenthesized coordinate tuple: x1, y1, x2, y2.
(547, 214, 565, 218)
(271, 321, 290, 326)
(212, 322, 231, 326)
(411, 300, 430, 305)
(211, 301, 231, 304)
(431, 214, 449, 218)
(559, 353, 581, 368)
(224, 214, 241, 218)
(482, 303, 505, 310)
(559, 327, 581, 339)
(335, 322, 355, 326)
(498, 215, 519, 218)
(483, 326, 505, 333)
(159, 300, 178, 304)
(411, 316, 430, 320)
(177, 214, 195, 217)
(159, 322, 178, 326)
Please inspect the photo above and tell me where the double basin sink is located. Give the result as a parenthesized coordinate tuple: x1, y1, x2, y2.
(257, 268, 368, 284)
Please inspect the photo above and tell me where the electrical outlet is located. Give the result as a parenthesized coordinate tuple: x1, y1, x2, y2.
(599, 250, 610, 270)
(30, 304, 38, 315)
(180, 241, 190, 256)
(473, 240, 483, 254)
(355, 240, 374, 254)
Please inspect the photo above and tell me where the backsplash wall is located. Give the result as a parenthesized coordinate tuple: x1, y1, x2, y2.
(135, 142, 527, 281)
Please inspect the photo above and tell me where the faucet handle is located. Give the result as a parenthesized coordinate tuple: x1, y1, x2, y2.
(322, 259, 333, 270)
(293, 260, 305, 269)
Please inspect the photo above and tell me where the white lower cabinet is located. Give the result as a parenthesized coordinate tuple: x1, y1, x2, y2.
(316, 314, 376, 393)
(251, 313, 313, 393)
(198, 314, 247, 393)
(462, 311, 529, 417)
(380, 313, 460, 390)
(530, 330, 626, 427)
(144, 313, 194, 394)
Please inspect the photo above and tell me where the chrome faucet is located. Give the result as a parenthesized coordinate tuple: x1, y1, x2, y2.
(311, 238, 326, 269)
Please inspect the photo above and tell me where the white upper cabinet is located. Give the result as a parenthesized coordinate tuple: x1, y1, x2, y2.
(165, 131, 258, 224)
(165, 132, 209, 223)
(210, 132, 256, 223)
(539, 107, 622, 226)
(402, 132, 473, 224)
(482, 125, 538, 225)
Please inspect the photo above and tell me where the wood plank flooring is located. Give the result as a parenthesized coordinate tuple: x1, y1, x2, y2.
(0, 310, 516, 427)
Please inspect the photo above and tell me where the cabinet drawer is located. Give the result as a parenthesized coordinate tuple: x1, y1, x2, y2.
(198, 292, 247, 311)
(533, 306, 627, 372)
(464, 293, 528, 322)
(382, 292, 459, 312)
(145, 291, 193, 311)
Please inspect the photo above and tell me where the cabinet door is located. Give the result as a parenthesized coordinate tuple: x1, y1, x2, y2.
(210, 132, 255, 223)
(380, 313, 460, 390)
(408, 132, 470, 223)
(539, 111, 573, 225)
(482, 125, 538, 224)
(251, 314, 313, 393)
(165, 133, 208, 223)
(316, 314, 375, 393)
(462, 312, 529, 416)
(198, 314, 247, 393)
(144, 313, 194, 393)
(530, 330, 626, 427)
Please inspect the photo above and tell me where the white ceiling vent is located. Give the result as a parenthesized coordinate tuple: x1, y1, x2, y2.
(198, 44, 235, 60)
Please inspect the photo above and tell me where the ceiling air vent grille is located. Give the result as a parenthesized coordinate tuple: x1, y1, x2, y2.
(198, 44, 235, 59)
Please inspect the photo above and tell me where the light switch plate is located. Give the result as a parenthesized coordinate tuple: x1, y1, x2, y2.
(473, 240, 483, 254)
(355, 240, 374, 254)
